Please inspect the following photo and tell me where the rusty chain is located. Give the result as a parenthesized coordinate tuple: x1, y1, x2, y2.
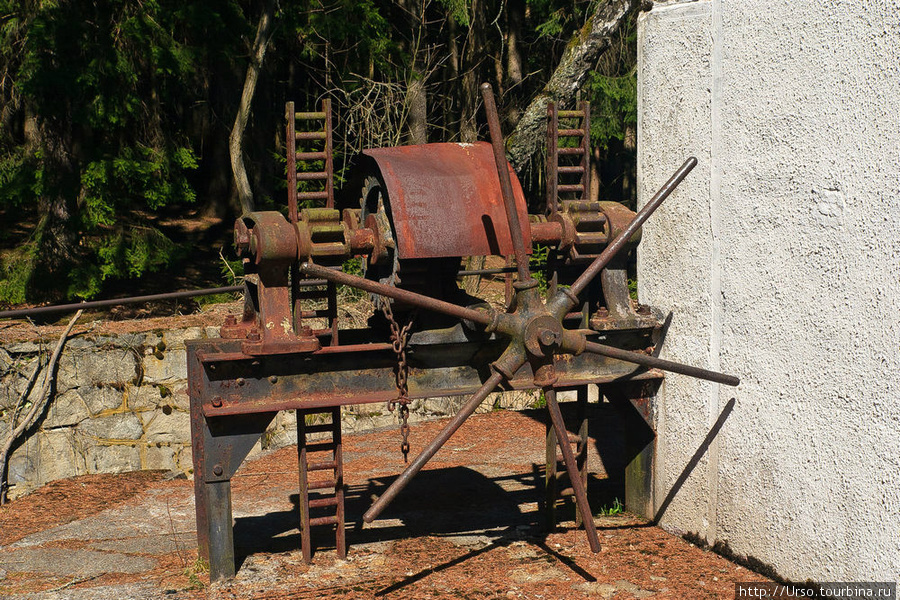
(381, 300, 416, 462)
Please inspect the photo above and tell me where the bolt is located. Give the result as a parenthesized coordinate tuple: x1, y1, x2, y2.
(224, 315, 237, 326)
(213, 465, 224, 477)
(539, 329, 559, 346)
(212, 396, 223, 407)
(236, 378, 245, 386)
(247, 331, 261, 342)
(269, 375, 278, 384)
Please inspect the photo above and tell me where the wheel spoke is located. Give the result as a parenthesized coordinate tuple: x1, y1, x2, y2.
(363, 370, 508, 523)
(480, 83, 533, 284)
(544, 387, 600, 552)
(583, 340, 740, 386)
(300, 262, 494, 327)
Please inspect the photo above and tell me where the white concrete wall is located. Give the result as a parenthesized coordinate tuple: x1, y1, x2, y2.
(637, 0, 900, 581)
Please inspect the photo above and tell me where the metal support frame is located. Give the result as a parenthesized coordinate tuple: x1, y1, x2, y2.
(605, 381, 659, 517)
(544, 382, 659, 529)
(188, 331, 662, 581)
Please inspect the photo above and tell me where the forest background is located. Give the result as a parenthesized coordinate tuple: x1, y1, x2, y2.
(0, 0, 639, 306)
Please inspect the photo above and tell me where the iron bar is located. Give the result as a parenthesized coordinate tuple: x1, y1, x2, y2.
(544, 387, 601, 552)
(567, 157, 698, 300)
(0, 286, 244, 320)
(286, 100, 298, 223)
(324, 98, 334, 209)
(457, 267, 517, 277)
(583, 340, 739, 386)
(300, 262, 494, 327)
(480, 83, 533, 284)
(547, 102, 559, 215)
(363, 370, 506, 523)
(580, 100, 591, 201)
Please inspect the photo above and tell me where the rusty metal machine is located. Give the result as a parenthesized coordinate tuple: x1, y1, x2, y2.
(188, 84, 738, 580)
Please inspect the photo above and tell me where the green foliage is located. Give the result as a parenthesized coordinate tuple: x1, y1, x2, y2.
(598, 497, 624, 516)
(585, 13, 638, 152)
(0, 242, 38, 304)
(339, 257, 366, 301)
(529, 244, 551, 293)
(220, 256, 245, 287)
(81, 146, 197, 227)
(0, 148, 41, 209)
(439, 0, 471, 26)
(0, 0, 229, 301)
(534, 8, 566, 38)
(0, 0, 640, 304)
(288, 0, 395, 74)
(586, 71, 637, 151)
(528, 0, 586, 40)
(197, 292, 240, 307)
(67, 227, 181, 299)
(183, 557, 209, 590)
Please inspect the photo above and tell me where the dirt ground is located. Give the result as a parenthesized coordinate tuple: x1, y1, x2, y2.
(0, 409, 768, 599)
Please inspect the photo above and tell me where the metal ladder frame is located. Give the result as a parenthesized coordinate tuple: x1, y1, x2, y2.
(297, 406, 346, 562)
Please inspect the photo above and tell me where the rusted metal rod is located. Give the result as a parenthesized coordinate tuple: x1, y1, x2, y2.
(480, 83, 533, 284)
(0, 286, 244, 321)
(363, 370, 506, 523)
(300, 262, 495, 327)
(567, 157, 698, 300)
(544, 387, 601, 552)
(457, 267, 517, 277)
(583, 340, 739, 386)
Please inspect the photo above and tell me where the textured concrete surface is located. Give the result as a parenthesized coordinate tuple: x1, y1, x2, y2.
(637, 0, 900, 582)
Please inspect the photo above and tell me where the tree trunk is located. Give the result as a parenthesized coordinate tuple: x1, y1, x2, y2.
(504, 1, 526, 125)
(459, 0, 486, 142)
(505, 3, 524, 87)
(230, 0, 275, 216)
(407, 78, 428, 145)
(506, 0, 638, 172)
(401, 0, 428, 144)
(27, 114, 80, 301)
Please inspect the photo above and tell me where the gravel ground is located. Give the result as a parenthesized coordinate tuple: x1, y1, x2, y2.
(0, 409, 768, 599)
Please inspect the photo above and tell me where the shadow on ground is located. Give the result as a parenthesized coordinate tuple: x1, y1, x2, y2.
(234, 402, 630, 568)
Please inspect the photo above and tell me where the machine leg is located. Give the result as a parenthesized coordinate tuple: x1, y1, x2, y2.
(605, 382, 658, 518)
(204, 480, 236, 581)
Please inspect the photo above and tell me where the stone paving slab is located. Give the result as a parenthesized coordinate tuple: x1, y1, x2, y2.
(0, 547, 155, 578)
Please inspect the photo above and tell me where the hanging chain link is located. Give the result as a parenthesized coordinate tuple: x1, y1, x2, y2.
(382, 300, 416, 462)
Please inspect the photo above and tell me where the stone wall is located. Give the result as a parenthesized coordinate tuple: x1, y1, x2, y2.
(1, 325, 539, 501)
(637, 0, 900, 581)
